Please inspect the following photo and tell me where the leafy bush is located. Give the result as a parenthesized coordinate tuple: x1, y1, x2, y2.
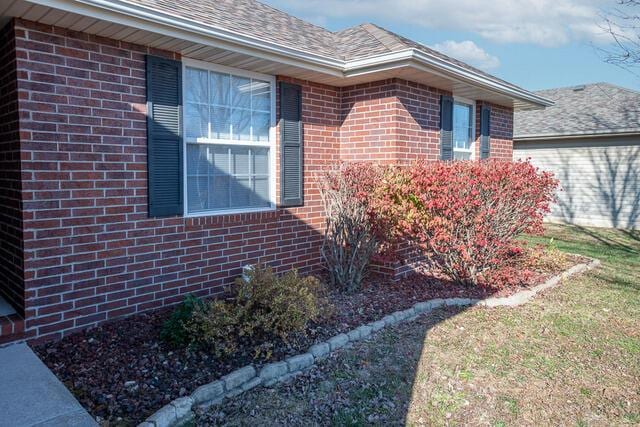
(376, 160, 558, 286)
(184, 265, 330, 357)
(160, 294, 205, 347)
(233, 265, 329, 340)
(481, 265, 536, 289)
(316, 162, 386, 292)
(188, 300, 241, 357)
(479, 242, 569, 289)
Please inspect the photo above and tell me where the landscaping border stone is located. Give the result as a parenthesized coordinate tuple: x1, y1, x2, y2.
(138, 257, 600, 427)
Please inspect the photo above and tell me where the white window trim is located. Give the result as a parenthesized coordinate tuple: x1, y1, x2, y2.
(452, 96, 476, 161)
(181, 58, 277, 217)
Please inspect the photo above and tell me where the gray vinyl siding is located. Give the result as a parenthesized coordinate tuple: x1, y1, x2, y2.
(514, 135, 640, 229)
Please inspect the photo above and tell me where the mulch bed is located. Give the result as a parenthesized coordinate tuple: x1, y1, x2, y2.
(34, 257, 583, 426)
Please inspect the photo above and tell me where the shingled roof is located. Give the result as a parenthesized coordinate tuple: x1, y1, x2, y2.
(123, 0, 514, 86)
(514, 83, 640, 139)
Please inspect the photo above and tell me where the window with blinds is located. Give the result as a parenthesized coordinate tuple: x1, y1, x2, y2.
(183, 62, 275, 214)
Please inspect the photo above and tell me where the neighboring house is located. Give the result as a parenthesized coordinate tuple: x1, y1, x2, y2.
(0, 0, 550, 345)
(514, 83, 640, 229)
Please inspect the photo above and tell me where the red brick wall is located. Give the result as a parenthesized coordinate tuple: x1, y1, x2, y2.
(393, 80, 445, 163)
(475, 101, 514, 160)
(339, 81, 516, 164)
(340, 80, 399, 162)
(5, 18, 515, 343)
(0, 21, 25, 316)
(340, 79, 446, 163)
(12, 19, 339, 343)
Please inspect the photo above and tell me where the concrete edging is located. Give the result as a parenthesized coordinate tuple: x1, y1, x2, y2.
(138, 257, 600, 427)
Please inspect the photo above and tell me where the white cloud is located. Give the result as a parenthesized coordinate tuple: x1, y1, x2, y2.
(431, 40, 501, 70)
(268, 0, 612, 47)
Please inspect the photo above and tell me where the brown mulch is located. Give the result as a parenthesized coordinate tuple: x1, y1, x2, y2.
(33, 259, 582, 426)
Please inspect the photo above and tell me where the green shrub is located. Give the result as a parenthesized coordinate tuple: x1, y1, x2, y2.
(185, 265, 330, 357)
(188, 300, 241, 357)
(160, 294, 205, 347)
(234, 265, 329, 340)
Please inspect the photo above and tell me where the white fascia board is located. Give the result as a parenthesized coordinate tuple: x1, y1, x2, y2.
(343, 49, 415, 72)
(344, 50, 553, 108)
(409, 49, 554, 108)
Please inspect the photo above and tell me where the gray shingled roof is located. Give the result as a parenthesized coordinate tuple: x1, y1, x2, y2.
(514, 83, 640, 139)
(122, 0, 522, 90)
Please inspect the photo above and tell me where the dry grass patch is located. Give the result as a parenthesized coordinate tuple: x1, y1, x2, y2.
(196, 225, 640, 426)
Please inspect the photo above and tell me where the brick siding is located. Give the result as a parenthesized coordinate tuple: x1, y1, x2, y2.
(0, 21, 25, 318)
(340, 79, 446, 163)
(0, 18, 514, 343)
(12, 19, 340, 343)
(476, 100, 514, 161)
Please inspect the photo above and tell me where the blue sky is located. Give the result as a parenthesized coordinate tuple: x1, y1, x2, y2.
(263, 0, 640, 92)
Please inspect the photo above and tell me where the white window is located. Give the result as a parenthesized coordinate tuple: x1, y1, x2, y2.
(182, 60, 276, 215)
(452, 100, 475, 160)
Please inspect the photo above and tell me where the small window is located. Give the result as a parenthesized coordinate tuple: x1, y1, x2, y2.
(183, 62, 275, 215)
(452, 101, 474, 160)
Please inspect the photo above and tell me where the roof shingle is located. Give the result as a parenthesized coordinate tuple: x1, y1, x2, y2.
(121, 0, 522, 90)
(514, 83, 640, 138)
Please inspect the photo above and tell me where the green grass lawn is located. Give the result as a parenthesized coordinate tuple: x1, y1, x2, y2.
(196, 224, 640, 426)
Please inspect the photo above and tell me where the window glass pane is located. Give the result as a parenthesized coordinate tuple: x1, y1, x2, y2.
(211, 145, 230, 174)
(210, 71, 230, 106)
(185, 67, 207, 103)
(187, 144, 271, 213)
(231, 76, 252, 109)
(187, 176, 209, 212)
(185, 69, 271, 144)
(210, 175, 229, 209)
(253, 147, 269, 175)
(210, 106, 231, 140)
(231, 146, 250, 175)
(252, 111, 270, 142)
(453, 103, 472, 151)
(253, 177, 270, 206)
(187, 143, 209, 176)
(230, 176, 251, 207)
(185, 103, 208, 139)
(231, 109, 251, 141)
(453, 103, 470, 126)
(252, 80, 271, 111)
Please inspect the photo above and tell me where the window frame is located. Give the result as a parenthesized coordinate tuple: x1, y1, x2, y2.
(452, 96, 476, 161)
(181, 58, 277, 217)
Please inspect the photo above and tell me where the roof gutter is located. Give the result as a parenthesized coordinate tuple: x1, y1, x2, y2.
(30, 0, 552, 108)
(409, 49, 553, 108)
(515, 129, 640, 141)
(340, 49, 554, 108)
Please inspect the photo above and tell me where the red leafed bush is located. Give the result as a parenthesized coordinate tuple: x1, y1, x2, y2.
(382, 160, 558, 286)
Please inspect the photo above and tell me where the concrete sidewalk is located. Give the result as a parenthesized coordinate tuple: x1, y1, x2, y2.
(0, 343, 97, 427)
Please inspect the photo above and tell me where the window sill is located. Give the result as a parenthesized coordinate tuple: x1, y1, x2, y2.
(185, 205, 277, 218)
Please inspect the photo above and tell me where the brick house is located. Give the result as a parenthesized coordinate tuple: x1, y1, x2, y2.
(0, 0, 551, 345)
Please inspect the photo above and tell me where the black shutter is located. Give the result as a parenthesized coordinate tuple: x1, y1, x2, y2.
(480, 105, 491, 159)
(280, 82, 303, 207)
(146, 55, 183, 217)
(440, 95, 454, 161)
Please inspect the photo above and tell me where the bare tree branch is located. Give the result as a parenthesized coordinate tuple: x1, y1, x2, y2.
(600, 0, 640, 72)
